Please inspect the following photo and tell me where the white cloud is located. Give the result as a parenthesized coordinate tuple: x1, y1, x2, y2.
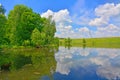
(53, 9, 72, 23)
(65, 25, 72, 30)
(95, 3, 120, 17)
(41, 10, 54, 18)
(89, 3, 120, 27)
(41, 9, 74, 38)
(41, 3, 120, 38)
(89, 17, 108, 27)
(41, 9, 72, 23)
(89, 3, 120, 37)
(98, 24, 120, 32)
(72, 13, 91, 26)
(78, 27, 89, 32)
(93, 24, 120, 37)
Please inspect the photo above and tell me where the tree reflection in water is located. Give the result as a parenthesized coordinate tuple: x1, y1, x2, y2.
(0, 47, 58, 80)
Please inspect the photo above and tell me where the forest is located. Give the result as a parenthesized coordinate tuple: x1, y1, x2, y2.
(0, 4, 59, 48)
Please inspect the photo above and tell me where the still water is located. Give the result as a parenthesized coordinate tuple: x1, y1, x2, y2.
(0, 47, 120, 80)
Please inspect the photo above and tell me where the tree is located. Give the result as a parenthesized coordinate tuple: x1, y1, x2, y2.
(83, 38, 86, 48)
(31, 28, 41, 46)
(53, 37, 59, 46)
(0, 4, 6, 14)
(21, 12, 41, 41)
(5, 4, 58, 47)
(64, 37, 72, 47)
(7, 5, 35, 45)
(42, 16, 56, 45)
(0, 14, 7, 44)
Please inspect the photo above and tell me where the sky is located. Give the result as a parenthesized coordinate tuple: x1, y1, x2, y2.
(0, 0, 120, 38)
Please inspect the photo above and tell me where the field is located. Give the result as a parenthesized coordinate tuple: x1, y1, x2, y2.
(59, 37, 120, 48)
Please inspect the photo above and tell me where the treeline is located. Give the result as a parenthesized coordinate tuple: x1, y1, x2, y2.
(0, 4, 59, 47)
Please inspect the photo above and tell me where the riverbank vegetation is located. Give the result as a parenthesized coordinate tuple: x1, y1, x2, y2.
(0, 4, 59, 48)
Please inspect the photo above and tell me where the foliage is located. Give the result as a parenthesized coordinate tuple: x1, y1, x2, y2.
(0, 47, 58, 79)
(31, 28, 41, 46)
(83, 38, 86, 44)
(64, 37, 72, 47)
(0, 4, 6, 14)
(23, 40, 31, 46)
(42, 16, 56, 45)
(6, 5, 34, 45)
(0, 4, 58, 47)
(53, 37, 59, 46)
(0, 14, 7, 44)
(21, 12, 42, 42)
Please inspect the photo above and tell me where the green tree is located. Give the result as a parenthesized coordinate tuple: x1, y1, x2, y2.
(0, 4, 6, 14)
(83, 38, 86, 48)
(64, 37, 72, 47)
(21, 12, 42, 41)
(53, 37, 59, 46)
(0, 14, 7, 44)
(5, 4, 58, 47)
(42, 16, 56, 45)
(6, 5, 33, 45)
(22, 40, 31, 46)
(31, 28, 41, 46)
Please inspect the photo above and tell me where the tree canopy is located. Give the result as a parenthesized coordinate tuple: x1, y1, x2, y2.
(0, 4, 58, 47)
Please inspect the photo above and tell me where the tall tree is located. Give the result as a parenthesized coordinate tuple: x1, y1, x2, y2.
(21, 12, 41, 41)
(42, 16, 56, 45)
(0, 4, 6, 14)
(5, 4, 57, 47)
(31, 28, 41, 46)
(0, 14, 7, 44)
(0, 4, 7, 44)
(7, 5, 35, 45)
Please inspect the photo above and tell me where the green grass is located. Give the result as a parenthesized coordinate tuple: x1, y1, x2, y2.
(59, 37, 120, 48)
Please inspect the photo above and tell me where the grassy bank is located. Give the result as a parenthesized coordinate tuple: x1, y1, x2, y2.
(59, 37, 120, 48)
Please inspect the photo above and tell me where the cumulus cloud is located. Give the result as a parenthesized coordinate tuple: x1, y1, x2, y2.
(89, 3, 120, 37)
(41, 3, 120, 38)
(41, 9, 72, 23)
(89, 17, 108, 27)
(41, 10, 54, 18)
(41, 9, 92, 38)
(41, 9, 75, 38)
(78, 27, 89, 32)
(93, 24, 120, 37)
(98, 24, 120, 32)
(89, 3, 120, 27)
(95, 3, 120, 17)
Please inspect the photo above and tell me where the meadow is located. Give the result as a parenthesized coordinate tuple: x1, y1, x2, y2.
(59, 37, 120, 48)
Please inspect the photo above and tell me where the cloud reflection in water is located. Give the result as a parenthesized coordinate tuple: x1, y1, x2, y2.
(55, 47, 120, 80)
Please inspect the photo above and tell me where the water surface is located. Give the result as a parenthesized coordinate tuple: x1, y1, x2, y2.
(54, 47, 120, 80)
(0, 47, 120, 80)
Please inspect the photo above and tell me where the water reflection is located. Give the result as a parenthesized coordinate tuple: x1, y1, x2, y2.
(55, 47, 120, 80)
(0, 47, 58, 80)
(1, 47, 120, 80)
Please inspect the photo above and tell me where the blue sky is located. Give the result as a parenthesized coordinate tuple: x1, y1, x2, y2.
(0, 0, 120, 38)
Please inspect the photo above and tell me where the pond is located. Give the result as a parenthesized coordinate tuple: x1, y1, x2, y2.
(0, 47, 120, 80)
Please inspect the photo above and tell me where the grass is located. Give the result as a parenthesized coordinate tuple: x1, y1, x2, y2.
(59, 37, 120, 48)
